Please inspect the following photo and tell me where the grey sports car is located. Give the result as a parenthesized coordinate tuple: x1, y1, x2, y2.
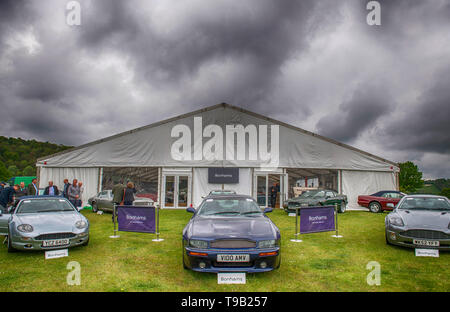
(0, 195, 89, 252)
(385, 195, 450, 250)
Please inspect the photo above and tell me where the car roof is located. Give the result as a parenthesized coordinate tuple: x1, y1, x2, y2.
(402, 194, 447, 199)
(18, 195, 68, 200)
(204, 194, 254, 200)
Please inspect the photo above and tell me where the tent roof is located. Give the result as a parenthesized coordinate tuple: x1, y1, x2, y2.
(37, 103, 398, 169)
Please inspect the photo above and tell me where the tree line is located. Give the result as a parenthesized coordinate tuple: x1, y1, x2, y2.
(0, 136, 71, 181)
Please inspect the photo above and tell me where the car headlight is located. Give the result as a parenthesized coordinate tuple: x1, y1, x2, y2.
(189, 239, 208, 249)
(258, 239, 276, 248)
(75, 220, 87, 229)
(17, 224, 34, 232)
(388, 215, 404, 227)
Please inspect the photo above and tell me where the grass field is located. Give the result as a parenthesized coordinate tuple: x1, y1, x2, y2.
(0, 209, 449, 292)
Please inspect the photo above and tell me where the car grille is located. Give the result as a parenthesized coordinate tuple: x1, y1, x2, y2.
(213, 261, 253, 267)
(34, 233, 76, 240)
(210, 239, 256, 249)
(400, 230, 450, 240)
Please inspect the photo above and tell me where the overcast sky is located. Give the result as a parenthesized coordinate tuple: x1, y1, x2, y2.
(0, 0, 449, 178)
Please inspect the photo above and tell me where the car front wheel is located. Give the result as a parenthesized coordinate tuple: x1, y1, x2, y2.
(92, 202, 98, 213)
(369, 202, 382, 213)
(7, 231, 16, 253)
(339, 201, 347, 213)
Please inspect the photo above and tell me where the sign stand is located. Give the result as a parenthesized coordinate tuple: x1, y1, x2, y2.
(152, 204, 164, 242)
(290, 207, 302, 242)
(331, 204, 343, 238)
(109, 204, 120, 238)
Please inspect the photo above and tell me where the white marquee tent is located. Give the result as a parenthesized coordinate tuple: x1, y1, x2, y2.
(37, 103, 399, 209)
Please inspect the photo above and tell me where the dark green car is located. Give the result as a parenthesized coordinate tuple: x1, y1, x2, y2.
(284, 189, 348, 213)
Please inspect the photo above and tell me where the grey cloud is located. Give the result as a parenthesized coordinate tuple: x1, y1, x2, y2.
(381, 67, 450, 154)
(316, 84, 393, 143)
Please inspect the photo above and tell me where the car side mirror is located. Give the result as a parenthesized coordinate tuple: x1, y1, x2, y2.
(387, 203, 395, 208)
(264, 207, 273, 213)
(186, 207, 195, 213)
(77, 207, 83, 212)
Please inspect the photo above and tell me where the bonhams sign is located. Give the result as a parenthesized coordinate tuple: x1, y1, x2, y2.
(300, 206, 335, 234)
(170, 117, 279, 168)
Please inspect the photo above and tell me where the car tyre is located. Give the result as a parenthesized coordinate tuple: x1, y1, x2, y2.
(369, 202, 382, 213)
(7, 231, 16, 253)
(92, 202, 98, 213)
(385, 232, 392, 245)
(82, 237, 89, 246)
(339, 201, 347, 213)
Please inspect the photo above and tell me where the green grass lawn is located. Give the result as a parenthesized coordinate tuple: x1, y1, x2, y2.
(0, 209, 449, 292)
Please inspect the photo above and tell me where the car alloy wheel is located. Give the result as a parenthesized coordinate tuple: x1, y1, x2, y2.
(369, 202, 381, 213)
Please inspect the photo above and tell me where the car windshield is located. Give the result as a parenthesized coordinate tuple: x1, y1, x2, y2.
(16, 199, 75, 214)
(299, 190, 324, 198)
(398, 197, 450, 211)
(209, 190, 236, 195)
(197, 198, 263, 216)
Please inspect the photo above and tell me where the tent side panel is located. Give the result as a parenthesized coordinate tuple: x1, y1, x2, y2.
(39, 167, 99, 206)
(342, 170, 396, 209)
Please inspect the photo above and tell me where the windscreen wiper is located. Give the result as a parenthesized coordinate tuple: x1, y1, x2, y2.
(241, 211, 262, 215)
(210, 211, 240, 215)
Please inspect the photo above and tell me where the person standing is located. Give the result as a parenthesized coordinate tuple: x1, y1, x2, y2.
(62, 179, 71, 198)
(77, 181, 84, 207)
(44, 181, 59, 196)
(27, 178, 39, 196)
(111, 181, 125, 222)
(67, 179, 80, 207)
(15, 182, 28, 198)
(123, 182, 137, 205)
(269, 182, 278, 208)
(0, 184, 18, 210)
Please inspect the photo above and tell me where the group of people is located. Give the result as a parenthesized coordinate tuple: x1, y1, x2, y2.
(0, 178, 85, 210)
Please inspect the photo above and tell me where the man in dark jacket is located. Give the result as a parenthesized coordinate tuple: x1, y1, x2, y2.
(111, 181, 125, 222)
(269, 182, 278, 208)
(62, 179, 71, 198)
(27, 178, 39, 196)
(15, 182, 28, 198)
(44, 181, 60, 196)
(0, 185, 18, 210)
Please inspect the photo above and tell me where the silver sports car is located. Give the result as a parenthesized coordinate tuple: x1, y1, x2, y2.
(0, 196, 89, 252)
(385, 195, 450, 250)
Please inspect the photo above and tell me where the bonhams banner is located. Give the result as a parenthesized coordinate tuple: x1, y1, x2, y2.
(300, 206, 335, 234)
(117, 206, 156, 233)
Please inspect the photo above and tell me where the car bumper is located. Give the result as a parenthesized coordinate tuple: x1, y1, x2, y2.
(386, 228, 450, 250)
(357, 201, 369, 208)
(183, 246, 281, 273)
(10, 232, 89, 251)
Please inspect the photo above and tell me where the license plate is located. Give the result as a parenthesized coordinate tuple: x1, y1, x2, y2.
(413, 239, 440, 247)
(42, 239, 70, 247)
(217, 254, 250, 262)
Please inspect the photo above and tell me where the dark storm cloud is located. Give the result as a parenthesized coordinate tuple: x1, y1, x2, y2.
(381, 67, 450, 154)
(316, 83, 392, 142)
(75, 0, 326, 109)
(0, 0, 449, 178)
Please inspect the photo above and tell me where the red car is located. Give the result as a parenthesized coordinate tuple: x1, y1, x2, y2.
(358, 191, 406, 213)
